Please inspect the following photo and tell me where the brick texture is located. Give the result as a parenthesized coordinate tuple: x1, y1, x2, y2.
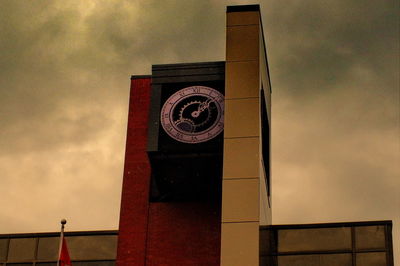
(146, 202, 221, 266)
(116, 78, 152, 266)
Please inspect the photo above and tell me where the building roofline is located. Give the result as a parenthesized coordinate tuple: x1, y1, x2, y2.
(0, 229, 118, 239)
(260, 220, 393, 230)
(227, 5, 260, 13)
(131, 75, 152, 80)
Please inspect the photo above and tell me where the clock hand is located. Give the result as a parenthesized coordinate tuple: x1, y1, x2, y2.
(192, 99, 212, 118)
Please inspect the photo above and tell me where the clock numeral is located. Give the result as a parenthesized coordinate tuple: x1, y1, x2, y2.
(175, 132, 183, 139)
(161, 86, 224, 143)
(165, 124, 172, 131)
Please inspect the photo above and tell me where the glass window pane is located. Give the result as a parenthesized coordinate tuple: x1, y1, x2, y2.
(259, 229, 271, 256)
(278, 254, 352, 266)
(278, 227, 351, 252)
(355, 226, 386, 250)
(7, 238, 36, 262)
(6, 264, 33, 266)
(37, 237, 59, 260)
(356, 252, 386, 266)
(72, 261, 115, 266)
(0, 239, 8, 261)
(320, 254, 352, 266)
(67, 235, 117, 260)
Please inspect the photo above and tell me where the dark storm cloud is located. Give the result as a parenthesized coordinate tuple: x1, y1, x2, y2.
(0, 0, 229, 233)
(263, 0, 399, 258)
(264, 1, 398, 97)
(0, 1, 108, 154)
(0, 0, 224, 156)
(82, 1, 225, 64)
(263, 0, 399, 215)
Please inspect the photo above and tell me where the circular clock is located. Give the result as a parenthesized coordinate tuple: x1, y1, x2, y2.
(160, 85, 224, 143)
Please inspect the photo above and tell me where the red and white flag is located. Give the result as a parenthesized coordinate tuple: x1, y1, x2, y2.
(59, 237, 72, 266)
(57, 219, 72, 266)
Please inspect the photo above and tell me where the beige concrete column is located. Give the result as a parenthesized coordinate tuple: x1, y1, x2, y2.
(221, 8, 261, 266)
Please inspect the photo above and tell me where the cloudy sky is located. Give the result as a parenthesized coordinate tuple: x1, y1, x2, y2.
(0, 0, 398, 261)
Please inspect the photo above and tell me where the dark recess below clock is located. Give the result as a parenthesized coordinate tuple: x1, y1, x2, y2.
(149, 152, 223, 202)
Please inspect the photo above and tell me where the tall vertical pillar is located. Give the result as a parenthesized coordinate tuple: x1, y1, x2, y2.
(116, 76, 152, 266)
(221, 5, 270, 266)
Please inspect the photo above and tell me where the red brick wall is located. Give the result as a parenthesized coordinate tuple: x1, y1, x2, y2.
(117, 77, 221, 266)
(146, 202, 221, 266)
(116, 77, 152, 266)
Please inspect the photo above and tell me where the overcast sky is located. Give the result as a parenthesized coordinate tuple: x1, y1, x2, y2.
(0, 0, 398, 261)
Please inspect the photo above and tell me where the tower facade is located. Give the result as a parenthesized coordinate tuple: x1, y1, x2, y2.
(116, 5, 271, 266)
(221, 5, 272, 266)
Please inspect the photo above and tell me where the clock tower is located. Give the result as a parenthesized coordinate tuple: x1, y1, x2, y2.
(116, 5, 271, 266)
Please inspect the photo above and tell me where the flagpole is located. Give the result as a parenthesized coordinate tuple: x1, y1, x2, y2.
(57, 219, 67, 266)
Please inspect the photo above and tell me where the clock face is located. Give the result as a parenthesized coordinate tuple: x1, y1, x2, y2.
(160, 86, 224, 144)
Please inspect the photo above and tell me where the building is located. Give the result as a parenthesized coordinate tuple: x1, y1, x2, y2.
(0, 4, 394, 266)
(0, 230, 118, 265)
(115, 4, 394, 266)
(0, 221, 393, 265)
(261, 221, 394, 266)
(117, 4, 270, 265)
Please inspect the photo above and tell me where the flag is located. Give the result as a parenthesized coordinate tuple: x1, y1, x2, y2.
(59, 237, 72, 266)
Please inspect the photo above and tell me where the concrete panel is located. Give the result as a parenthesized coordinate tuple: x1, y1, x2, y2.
(355, 226, 386, 250)
(278, 254, 352, 266)
(356, 252, 387, 266)
(223, 137, 259, 179)
(220, 222, 259, 266)
(278, 227, 352, 252)
(226, 60, 259, 99)
(226, 25, 259, 62)
(227, 11, 260, 26)
(222, 178, 259, 222)
(224, 98, 260, 138)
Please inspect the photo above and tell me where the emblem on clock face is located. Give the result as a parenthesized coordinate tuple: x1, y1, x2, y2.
(160, 86, 224, 143)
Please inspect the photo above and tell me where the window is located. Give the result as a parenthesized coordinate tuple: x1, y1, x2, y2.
(260, 86, 270, 197)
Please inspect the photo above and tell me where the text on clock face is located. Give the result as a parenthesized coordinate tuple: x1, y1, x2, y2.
(160, 86, 224, 144)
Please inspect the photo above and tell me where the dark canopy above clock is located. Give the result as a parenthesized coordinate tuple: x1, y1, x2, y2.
(147, 61, 225, 154)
